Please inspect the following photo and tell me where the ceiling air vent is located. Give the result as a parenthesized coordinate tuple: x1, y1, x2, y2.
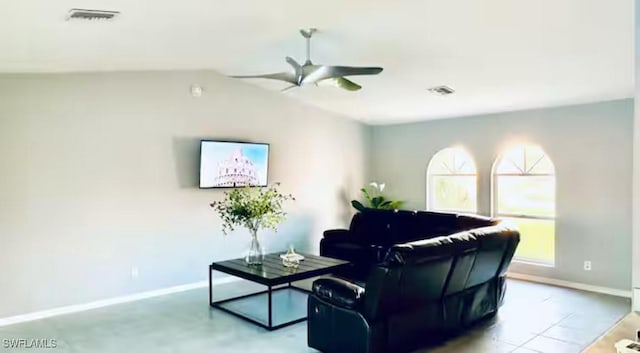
(428, 85, 456, 96)
(67, 9, 120, 21)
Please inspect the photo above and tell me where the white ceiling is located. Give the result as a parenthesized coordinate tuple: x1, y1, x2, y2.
(0, 0, 634, 124)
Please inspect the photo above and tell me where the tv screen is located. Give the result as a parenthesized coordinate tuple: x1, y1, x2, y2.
(199, 140, 269, 188)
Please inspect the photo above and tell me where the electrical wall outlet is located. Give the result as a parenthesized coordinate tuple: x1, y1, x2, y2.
(131, 266, 139, 278)
(584, 261, 592, 271)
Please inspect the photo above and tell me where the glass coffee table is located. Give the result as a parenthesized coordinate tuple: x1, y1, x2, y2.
(208, 253, 349, 331)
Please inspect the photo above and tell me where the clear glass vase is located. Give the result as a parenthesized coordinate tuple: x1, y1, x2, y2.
(245, 229, 264, 266)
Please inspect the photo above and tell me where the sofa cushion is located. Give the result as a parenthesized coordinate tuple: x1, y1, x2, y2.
(350, 209, 397, 246)
(394, 211, 460, 243)
(320, 238, 385, 266)
(465, 226, 512, 288)
(384, 231, 478, 266)
(312, 277, 365, 310)
(455, 213, 497, 231)
(350, 209, 462, 246)
(370, 239, 461, 317)
(323, 229, 352, 241)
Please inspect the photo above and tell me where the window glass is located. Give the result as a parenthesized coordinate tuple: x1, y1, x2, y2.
(494, 145, 556, 265)
(427, 148, 477, 213)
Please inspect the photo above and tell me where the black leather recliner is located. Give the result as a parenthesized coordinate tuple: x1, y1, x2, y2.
(308, 209, 520, 353)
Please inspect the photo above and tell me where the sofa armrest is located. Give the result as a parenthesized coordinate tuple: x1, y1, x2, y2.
(323, 229, 352, 241)
(312, 277, 365, 310)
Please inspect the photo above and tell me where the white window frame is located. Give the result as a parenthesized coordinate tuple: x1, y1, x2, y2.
(491, 145, 556, 266)
(426, 147, 478, 213)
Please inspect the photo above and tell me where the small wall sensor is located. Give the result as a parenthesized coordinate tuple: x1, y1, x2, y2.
(191, 84, 203, 97)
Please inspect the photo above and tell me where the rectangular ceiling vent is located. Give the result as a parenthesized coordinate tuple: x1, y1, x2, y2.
(428, 85, 456, 96)
(67, 9, 120, 21)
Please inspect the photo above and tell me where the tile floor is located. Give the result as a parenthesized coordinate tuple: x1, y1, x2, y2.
(0, 279, 630, 353)
(583, 312, 640, 353)
(422, 280, 630, 353)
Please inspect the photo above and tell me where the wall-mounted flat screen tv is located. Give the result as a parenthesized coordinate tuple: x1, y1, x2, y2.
(199, 140, 269, 188)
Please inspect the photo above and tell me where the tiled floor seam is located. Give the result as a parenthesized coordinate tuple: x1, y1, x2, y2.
(538, 331, 591, 351)
(513, 333, 542, 352)
(513, 313, 576, 352)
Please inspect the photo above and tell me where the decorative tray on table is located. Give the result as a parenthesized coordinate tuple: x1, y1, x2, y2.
(280, 247, 305, 268)
(279, 253, 305, 261)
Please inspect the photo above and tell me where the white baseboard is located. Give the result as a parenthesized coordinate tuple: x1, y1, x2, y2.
(0, 277, 238, 327)
(4, 273, 628, 327)
(633, 288, 640, 311)
(507, 272, 632, 298)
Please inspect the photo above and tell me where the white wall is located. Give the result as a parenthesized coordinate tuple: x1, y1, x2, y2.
(0, 71, 367, 318)
(369, 99, 633, 291)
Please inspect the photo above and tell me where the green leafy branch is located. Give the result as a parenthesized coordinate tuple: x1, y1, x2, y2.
(351, 182, 404, 212)
(210, 183, 295, 235)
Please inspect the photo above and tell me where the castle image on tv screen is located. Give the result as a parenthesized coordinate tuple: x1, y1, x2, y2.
(200, 141, 269, 188)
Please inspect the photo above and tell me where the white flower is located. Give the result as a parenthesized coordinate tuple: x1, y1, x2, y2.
(369, 182, 378, 188)
(379, 183, 386, 192)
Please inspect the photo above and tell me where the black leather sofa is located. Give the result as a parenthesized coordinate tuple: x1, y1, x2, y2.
(308, 209, 520, 353)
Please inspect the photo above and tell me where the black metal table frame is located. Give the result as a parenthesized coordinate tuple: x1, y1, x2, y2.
(208, 266, 311, 331)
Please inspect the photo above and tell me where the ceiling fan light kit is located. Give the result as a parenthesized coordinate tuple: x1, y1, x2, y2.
(230, 28, 383, 92)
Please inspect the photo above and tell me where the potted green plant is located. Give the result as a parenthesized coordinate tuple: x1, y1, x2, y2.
(210, 183, 294, 265)
(351, 182, 404, 211)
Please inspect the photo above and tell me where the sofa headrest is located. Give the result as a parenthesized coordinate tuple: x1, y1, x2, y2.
(384, 230, 478, 266)
(383, 222, 518, 266)
(349, 209, 398, 244)
(455, 213, 497, 229)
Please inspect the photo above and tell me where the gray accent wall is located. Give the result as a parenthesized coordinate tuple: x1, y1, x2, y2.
(369, 99, 633, 291)
(0, 71, 367, 318)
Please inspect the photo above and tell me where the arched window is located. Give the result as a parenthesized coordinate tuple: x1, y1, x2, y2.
(493, 145, 556, 265)
(427, 147, 477, 213)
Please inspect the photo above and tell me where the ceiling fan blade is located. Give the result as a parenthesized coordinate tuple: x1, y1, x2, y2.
(332, 66, 384, 76)
(285, 57, 303, 83)
(333, 77, 362, 91)
(280, 84, 298, 92)
(302, 65, 383, 84)
(285, 56, 302, 71)
(229, 72, 297, 84)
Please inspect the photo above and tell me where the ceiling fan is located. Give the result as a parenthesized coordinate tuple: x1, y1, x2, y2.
(230, 28, 384, 91)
